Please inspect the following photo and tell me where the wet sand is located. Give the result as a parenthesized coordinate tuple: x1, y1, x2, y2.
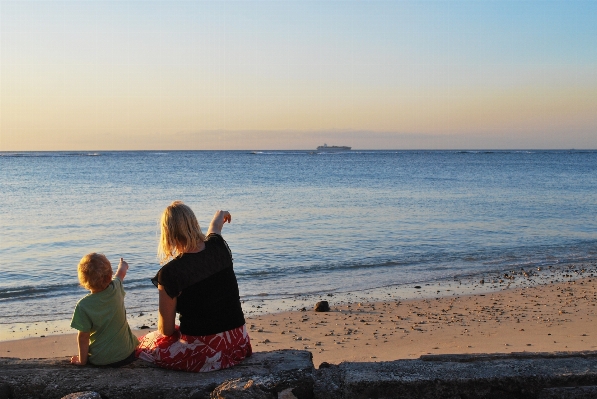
(1, 275, 595, 367)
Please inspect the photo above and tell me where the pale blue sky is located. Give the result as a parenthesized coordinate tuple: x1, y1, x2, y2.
(2, 1, 596, 150)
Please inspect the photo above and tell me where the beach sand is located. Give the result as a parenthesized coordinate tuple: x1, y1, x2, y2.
(1, 276, 595, 367)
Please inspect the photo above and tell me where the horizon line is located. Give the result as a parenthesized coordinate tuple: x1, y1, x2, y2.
(1, 148, 596, 153)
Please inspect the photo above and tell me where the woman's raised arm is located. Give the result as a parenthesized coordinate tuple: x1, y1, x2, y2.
(207, 210, 231, 236)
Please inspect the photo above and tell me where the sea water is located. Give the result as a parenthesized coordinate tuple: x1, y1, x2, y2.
(1, 150, 596, 337)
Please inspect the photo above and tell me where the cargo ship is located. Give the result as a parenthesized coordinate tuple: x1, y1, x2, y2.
(316, 144, 351, 151)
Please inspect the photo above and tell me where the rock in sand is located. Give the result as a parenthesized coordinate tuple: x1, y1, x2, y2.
(314, 301, 330, 312)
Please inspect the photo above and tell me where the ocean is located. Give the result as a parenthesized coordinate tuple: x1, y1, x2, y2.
(1, 150, 596, 339)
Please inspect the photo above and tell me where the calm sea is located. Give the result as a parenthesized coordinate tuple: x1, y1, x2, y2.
(1, 150, 596, 330)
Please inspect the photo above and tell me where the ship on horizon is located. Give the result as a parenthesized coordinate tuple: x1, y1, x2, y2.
(316, 144, 351, 152)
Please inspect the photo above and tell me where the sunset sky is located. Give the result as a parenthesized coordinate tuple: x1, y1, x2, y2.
(1, 1, 596, 150)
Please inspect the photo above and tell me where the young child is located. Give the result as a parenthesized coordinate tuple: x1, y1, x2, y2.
(70, 253, 138, 366)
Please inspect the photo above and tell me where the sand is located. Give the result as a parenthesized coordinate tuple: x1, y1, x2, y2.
(1, 276, 595, 367)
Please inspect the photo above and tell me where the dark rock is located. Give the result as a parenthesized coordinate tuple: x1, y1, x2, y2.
(0, 382, 12, 399)
(210, 379, 271, 399)
(480, 279, 485, 284)
(420, 350, 597, 362)
(2, 350, 597, 399)
(189, 383, 219, 399)
(313, 365, 342, 399)
(318, 351, 597, 399)
(139, 325, 150, 329)
(539, 385, 597, 399)
(278, 388, 298, 399)
(0, 350, 314, 399)
(414, 286, 421, 289)
(61, 392, 102, 399)
(314, 301, 329, 312)
(211, 367, 315, 399)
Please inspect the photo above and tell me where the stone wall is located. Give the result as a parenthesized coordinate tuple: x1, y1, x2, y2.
(1, 350, 597, 399)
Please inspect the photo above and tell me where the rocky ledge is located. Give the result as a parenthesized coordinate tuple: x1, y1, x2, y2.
(1, 350, 597, 399)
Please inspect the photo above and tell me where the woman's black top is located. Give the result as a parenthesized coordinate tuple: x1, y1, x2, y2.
(151, 233, 246, 336)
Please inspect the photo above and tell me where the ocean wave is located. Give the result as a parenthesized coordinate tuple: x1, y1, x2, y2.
(0, 276, 153, 302)
(234, 245, 597, 281)
(0, 283, 79, 301)
(2, 245, 595, 304)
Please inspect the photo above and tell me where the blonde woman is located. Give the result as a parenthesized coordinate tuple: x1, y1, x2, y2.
(136, 201, 251, 372)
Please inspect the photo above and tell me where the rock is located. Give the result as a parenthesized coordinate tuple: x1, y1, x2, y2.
(61, 392, 102, 399)
(0, 350, 314, 399)
(2, 350, 597, 399)
(539, 385, 597, 399)
(313, 364, 342, 399)
(318, 351, 597, 399)
(278, 388, 298, 399)
(189, 383, 219, 399)
(0, 383, 12, 399)
(210, 379, 270, 399)
(314, 301, 329, 312)
(211, 369, 315, 399)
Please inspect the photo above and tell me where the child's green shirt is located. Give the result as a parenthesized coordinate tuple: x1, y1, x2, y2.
(71, 276, 138, 365)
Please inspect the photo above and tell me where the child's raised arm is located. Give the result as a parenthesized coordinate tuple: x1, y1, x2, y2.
(114, 258, 129, 281)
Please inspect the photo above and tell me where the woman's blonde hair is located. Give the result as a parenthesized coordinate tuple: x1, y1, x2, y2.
(78, 253, 113, 291)
(158, 201, 206, 264)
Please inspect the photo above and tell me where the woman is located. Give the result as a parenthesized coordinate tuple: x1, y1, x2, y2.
(136, 201, 252, 372)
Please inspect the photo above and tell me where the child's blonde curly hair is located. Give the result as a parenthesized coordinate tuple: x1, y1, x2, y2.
(78, 253, 113, 292)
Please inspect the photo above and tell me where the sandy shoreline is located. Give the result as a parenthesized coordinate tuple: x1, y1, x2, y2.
(248, 276, 597, 366)
(1, 263, 592, 342)
(0, 262, 597, 342)
(1, 272, 595, 367)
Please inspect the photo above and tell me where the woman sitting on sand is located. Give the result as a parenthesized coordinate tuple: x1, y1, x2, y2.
(136, 201, 252, 372)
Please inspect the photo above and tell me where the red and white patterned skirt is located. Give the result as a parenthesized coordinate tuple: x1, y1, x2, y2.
(135, 324, 252, 372)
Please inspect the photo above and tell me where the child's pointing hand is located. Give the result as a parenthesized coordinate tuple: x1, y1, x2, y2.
(119, 258, 129, 271)
(115, 258, 129, 281)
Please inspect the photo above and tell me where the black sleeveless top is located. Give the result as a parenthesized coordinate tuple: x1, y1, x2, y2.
(151, 234, 246, 336)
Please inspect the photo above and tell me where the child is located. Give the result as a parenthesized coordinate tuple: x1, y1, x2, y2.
(70, 253, 138, 366)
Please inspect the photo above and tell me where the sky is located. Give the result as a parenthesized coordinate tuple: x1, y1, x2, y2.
(1, 1, 596, 150)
